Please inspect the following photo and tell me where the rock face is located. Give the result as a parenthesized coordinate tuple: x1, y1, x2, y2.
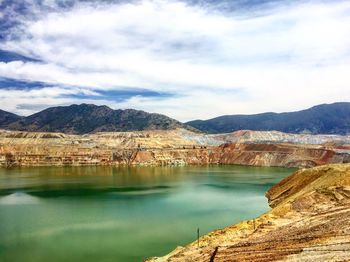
(0, 129, 349, 167)
(147, 164, 350, 262)
(218, 129, 350, 144)
(215, 143, 350, 167)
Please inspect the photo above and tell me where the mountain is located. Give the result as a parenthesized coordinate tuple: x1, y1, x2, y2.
(187, 102, 350, 135)
(2, 102, 350, 135)
(3, 104, 193, 134)
(0, 109, 22, 126)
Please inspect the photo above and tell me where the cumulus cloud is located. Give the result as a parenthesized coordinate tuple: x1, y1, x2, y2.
(0, 0, 349, 120)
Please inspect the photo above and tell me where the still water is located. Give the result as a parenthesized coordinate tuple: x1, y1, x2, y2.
(0, 165, 293, 262)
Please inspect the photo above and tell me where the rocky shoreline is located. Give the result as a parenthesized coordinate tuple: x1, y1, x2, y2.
(147, 164, 350, 261)
(0, 129, 349, 168)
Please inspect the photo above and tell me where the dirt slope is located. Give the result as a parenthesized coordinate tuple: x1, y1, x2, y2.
(147, 164, 350, 262)
(0, 129, 349, 167)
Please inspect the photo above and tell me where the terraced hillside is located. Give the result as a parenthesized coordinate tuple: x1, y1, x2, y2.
(0, 129, 349, 167)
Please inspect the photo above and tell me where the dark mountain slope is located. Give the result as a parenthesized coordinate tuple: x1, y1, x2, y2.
(0, 109, 22, 127)
(187, 102, 350, 134)
(5, 104, 192, 134)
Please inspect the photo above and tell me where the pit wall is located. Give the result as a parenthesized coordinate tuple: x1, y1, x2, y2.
(0, 143, 349, 168)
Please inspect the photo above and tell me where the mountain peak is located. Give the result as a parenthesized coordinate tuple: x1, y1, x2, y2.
(0, 109, 22, 126)
(187, 102, 350, 135)
(0, 104, 193, 134)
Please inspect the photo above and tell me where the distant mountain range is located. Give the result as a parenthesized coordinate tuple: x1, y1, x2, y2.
(0, 102, 349, 135)
(186, 102, 350, 135)
(0, 109, 22, 125)
(0, 104, 192, 134)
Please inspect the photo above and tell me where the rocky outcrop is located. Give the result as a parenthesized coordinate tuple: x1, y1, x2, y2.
(214, 143, 350, 167)
(0, 129, 349, 167)
(1, 143, 348, 168)
(147, 164, 350, 262)
(218, 129, 350, 145)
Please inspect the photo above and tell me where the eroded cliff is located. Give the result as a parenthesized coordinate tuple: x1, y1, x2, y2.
(0, 129, 349, 167)
(147, 164, 350, 262)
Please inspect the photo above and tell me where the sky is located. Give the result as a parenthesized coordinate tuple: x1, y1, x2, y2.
(0, 0, 349, 121)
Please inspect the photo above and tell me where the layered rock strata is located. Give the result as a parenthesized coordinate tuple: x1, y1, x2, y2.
(0, 129, 349, 167)
(147, 164, 350, 262)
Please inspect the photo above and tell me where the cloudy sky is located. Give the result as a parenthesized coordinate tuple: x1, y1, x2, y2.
(0, 0, 349, 121)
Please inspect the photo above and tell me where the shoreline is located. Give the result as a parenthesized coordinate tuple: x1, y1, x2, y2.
(147, 164, 350, 261)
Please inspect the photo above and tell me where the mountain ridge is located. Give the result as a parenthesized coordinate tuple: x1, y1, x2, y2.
(186, 102, 350, 135)
(0, 109, 22, 125)
(1, 102, 350, 135)
(0, 104, 194, 134)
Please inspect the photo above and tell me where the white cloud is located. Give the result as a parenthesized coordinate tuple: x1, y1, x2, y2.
(0, 0, 350, 120)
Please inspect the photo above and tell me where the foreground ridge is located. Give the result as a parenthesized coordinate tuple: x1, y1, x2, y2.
(147, 164, 350, 261)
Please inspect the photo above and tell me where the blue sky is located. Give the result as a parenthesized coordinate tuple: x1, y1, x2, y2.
(0, 0, 349, 120)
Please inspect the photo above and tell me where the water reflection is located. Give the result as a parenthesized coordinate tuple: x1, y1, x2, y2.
(0, 165, 294, 262)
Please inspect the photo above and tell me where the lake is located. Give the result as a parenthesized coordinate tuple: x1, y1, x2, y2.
(0, 165, 293, 262)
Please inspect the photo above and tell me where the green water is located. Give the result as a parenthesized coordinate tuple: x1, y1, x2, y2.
(0, 165, 293, 262)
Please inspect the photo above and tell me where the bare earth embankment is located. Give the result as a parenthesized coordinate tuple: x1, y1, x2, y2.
(0, 129, 349, 167)
(147, 164, 350, 262)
